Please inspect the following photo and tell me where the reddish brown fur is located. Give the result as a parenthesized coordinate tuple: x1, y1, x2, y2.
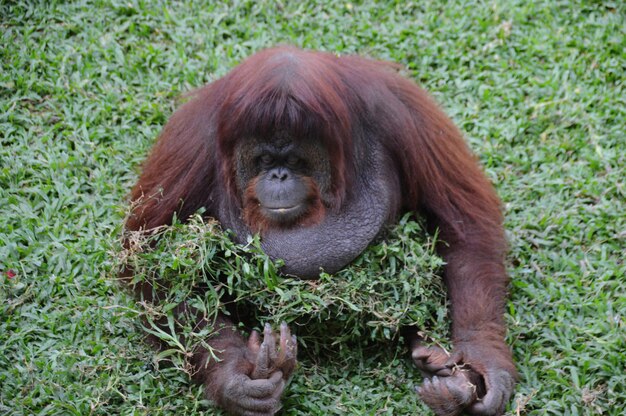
(126, 46, 515, 416)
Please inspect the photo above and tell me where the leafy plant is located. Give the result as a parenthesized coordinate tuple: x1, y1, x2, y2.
(117, 214, 448, 372)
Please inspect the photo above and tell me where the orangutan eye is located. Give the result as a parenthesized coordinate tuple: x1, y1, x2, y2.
(259, 154, 274, 168)
(286, 154, 300, 168)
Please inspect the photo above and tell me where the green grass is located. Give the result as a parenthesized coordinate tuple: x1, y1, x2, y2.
(1, 0, 624, 415)
(118, 214, 447, 356)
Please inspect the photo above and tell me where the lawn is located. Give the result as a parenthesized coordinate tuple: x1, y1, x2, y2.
(1, 0, 624, 415)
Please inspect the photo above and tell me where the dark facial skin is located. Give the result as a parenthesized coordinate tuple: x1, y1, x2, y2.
(235, 134, 333, 225)
(255, 163, 309, 223)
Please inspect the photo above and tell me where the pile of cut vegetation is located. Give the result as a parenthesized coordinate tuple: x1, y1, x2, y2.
(117, 214, 449, 368)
